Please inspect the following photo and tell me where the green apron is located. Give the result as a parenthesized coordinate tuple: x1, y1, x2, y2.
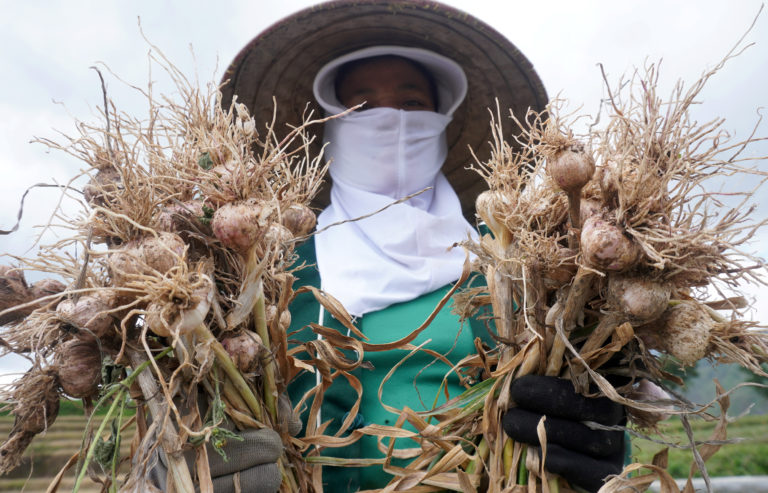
(288, 238, 491, 491)
(286, 237, 629, 491)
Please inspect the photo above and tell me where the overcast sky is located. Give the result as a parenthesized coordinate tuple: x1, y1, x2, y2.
(1, 1, 767, 380)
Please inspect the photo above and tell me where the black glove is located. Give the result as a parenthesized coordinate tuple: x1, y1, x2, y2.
(501, 375, 625, 493)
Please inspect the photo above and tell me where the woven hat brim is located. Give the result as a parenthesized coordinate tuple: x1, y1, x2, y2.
(221, 0, 548, 218)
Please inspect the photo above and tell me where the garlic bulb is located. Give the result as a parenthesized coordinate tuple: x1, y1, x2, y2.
(658, 301, 715, 365)
(221, 330, 266, 374)
(281, 204, 316, 236)
(581, 215, 640, 272)
(156, 200, 208, 234)
(0, 266, 31, 324)
(547, 144, 595, 193)
(108, 232, 185, 284)
(145, 280, 213, 338)
(266, 304, 292, 331)
(475, 190, 512, 245)
(56, 338, 102, 398)
(83, 167, 122, 207)
(212, 201, 264, 252)
(56, 292, 117, 338)
(608, 274, 671, 325)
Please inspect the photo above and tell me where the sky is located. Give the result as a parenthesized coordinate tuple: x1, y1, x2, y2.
(0, 1, 767, 381)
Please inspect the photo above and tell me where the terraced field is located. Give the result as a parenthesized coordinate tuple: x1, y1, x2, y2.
(0, 414, 134, 493)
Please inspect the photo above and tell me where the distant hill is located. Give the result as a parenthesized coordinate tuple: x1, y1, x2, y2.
(672, 360, 768, 416)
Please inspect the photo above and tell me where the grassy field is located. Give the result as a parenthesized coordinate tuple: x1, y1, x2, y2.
(632, 413, 768, 477)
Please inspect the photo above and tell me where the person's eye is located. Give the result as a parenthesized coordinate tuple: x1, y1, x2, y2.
(402, 99, 427, 109)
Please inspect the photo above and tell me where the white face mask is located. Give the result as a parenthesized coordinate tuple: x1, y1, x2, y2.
(325, 108, 451, 207)
(315, 107, 476, 316)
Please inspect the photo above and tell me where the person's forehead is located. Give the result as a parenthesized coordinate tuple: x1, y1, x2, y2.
(340, 56, 432, 82)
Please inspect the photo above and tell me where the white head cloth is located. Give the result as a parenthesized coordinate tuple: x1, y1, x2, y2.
(312, 46, 477, 317)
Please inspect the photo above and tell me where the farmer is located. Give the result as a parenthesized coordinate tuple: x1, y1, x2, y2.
(214, 1, 627, 491)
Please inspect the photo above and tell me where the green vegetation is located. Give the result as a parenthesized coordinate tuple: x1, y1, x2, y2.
(2, 398, 137, 417)
(632, 414, 768, 477)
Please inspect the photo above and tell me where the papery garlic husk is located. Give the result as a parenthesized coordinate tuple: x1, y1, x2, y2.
(156, 200, 210, 235)
(657, 301, 715, 365)
(266, 304, 292, 332)
(0, 266, 31, 324)
(20, 279, 67, 316)
(210, 161, 245, 200)
(581, 215, 640, 272)
(597, 159, 665, 211)
(0, 369, 60, 474)
(281, 203, 316, 237)
(547, 144, 595, 193)
(56, 291, 118, 338)
(144, 279, 213, 338)
(108, 232, 185, 285)
(142, 232, 186, 273)
(596, 160, 620, 206)
(475, 190, 512, 243)
(30, 279, 66, 299)
(607, 274, 671, 325)
(543, 247, 578, 290)
(220, 330, 266, 374)
(55, 338, 102, 398)
(264, 222, 294, 246)
(14, 369, 60, 436)
(212, 200, 265, 252)
(107, 243, 144, 284)
(625, 379, 673, 428)
(83, 167, 122, 207)
(579, 198, 603, 224)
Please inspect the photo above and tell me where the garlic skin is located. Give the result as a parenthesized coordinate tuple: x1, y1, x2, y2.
(221, 330, 266, 374)
(658, 301, 715, 365)
(145, 280, 213, 338)
(83, 167, 122, 207)
(141, 232, 186, 274)
(212, 201, 264, 252)
(56, 292, 117, 338)
(210, 161, 245, 200)
(0, 266, 31, 324)
(30, 279, 66, 299)
(156, 200, 208, 234)
(543, 247, 578, 290)
(608, 274, 671, 325)
(264, 223, 294, 246)
(266, 304, 292, 331)
(547, 145, 595, 193)
(475, 190, 512, 244)
(19, 374, 60, 435)
(108, 232, 185, 284)
(579, 198, 603, 223)
(281, 204, 316, 237)
(626, 379, 673, 427)
(56, 338, 102, 398)
(581, 215, 640, 272)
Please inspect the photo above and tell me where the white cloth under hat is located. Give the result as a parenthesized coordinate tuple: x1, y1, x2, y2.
(313, 45, 468, 116)
(313, 47, 477, 317)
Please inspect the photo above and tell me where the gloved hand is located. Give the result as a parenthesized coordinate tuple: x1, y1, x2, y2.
(150, 427, 283, 493)
(150, 395, 300, 492)
(501, 375, 625, 493)
(206, 427, 283, 493)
